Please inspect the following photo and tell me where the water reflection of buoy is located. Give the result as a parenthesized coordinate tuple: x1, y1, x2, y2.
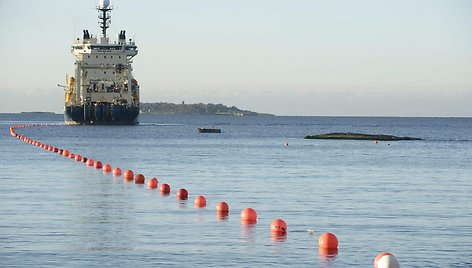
(241, 208, 257, 224)
(194, 195, 207, 208)
(271, 232, 287, 242)
(176, 188, 188, 200)
(318, 248, 338, 260)
(241, 221, 257, 242)
(374, 252, 400, 268)
(216, 211, 229, 221)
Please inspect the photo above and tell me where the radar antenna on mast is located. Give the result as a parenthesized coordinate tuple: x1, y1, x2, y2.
(97, 0, 112, 38)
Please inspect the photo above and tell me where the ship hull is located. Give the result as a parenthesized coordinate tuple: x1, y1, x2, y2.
(64, 104, 139, 125)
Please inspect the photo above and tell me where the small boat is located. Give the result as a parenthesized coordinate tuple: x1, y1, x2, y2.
(197, 127, 221, 133)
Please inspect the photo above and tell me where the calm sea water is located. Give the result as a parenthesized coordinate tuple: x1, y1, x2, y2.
(1, 113, 471, 267)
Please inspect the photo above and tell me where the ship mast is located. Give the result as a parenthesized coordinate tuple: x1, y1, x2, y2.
(97, 0, 112, 38)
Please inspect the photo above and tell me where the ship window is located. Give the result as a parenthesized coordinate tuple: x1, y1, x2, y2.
(119, 56, 121, 59)
(104, 56, 106, 58)
(87, 55, 90, 58)
(113, 71, 115, 74)
(110, 56, 113, 58)
(104, 71, 107, 74)
(96, 55, 98, 59)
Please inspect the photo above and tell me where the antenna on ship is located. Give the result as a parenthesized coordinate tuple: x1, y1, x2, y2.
(97, 0, 112, 38)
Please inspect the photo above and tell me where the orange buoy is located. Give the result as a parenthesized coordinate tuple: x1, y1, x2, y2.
(75, 154, 82, 161)
(112, 167, 122, 176)
(160, 183, 170, 194)
(123, 170, 134, 181)
(241, 208, 257, 223)
(176, 188, 188, 200)
(103, 164, 112, 172)
(86, 159, 94, 166)
(194, 195, 207, 208)
(58, 149, 63, 155)
(374, 252, 400, 268)
(270, 219, 287, 234)
(318, 232, 338, 249)
(216, 201, 229, 213)
(94, 161, 102, 169)
(147, 177, 158, 189)
(69, 153, 75, 159)
(62, 150, 70, 157)
(135, 173, 145, 184)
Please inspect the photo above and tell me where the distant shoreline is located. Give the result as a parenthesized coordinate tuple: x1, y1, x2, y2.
(140, 102, 273, 116)
(1, 111, 470, 118)
(20, 112, 56, 115)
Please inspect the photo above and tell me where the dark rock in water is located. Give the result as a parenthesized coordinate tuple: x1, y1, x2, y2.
(304, 132, 421, 141)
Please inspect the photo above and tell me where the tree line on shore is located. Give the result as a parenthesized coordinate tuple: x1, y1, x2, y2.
(140, 102, 270, 116)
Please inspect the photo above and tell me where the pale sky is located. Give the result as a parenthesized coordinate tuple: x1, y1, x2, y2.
(0, 0, 471, 116)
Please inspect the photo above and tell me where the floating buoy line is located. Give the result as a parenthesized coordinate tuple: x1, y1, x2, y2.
(9, 124, 400, 267)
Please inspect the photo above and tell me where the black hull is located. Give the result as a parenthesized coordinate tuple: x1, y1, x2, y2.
(65, 104, 139, 125)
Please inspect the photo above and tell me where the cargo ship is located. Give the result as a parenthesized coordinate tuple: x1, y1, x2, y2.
(64, 0, 139, 125)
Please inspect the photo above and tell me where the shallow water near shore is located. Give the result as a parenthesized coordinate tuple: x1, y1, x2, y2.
(1, 114, 471, 267)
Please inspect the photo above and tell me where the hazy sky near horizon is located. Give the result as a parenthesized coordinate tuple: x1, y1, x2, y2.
(0, 0, 471, 116)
